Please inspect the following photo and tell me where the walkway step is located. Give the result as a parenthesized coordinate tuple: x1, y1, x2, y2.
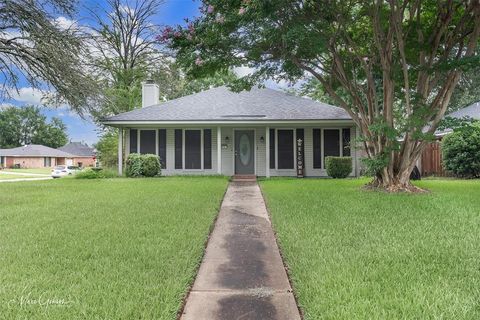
(181, 182, 301, 320)
(232, 175, 257, 182)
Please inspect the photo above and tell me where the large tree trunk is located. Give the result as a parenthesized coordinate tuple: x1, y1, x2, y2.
(366, 139, 426, 192)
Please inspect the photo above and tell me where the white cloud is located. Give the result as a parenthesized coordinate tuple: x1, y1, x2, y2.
(233, 66, 256, 77)
(53, 16, 78, 30)
(0, 103, 15, 110)
(7, 87, 50, 105)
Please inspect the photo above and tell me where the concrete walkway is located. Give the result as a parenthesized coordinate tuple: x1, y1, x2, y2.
(181, 182, 301, 320)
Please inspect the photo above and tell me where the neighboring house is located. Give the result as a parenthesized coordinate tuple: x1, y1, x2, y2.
(58, 142, 96, 167)
(0, 145, 73, 169)
(420, 101, 480, 176)
(103, 82, 361, 177)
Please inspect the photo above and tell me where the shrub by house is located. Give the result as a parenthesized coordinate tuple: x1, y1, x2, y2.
(325, 157, 352, 178)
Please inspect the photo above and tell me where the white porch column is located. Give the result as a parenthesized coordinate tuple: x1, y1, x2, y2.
(118, 127, 123, 175)
(217, 127, 222, 174)
(265, 126, 270, 178)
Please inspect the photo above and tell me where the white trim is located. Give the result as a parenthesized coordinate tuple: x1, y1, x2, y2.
(265, 126, 270, 178)
(118, 128, 123, 175)
(233, 128, 256, 175)
(137, 128, 158, 154)
(275, 128, 296, 170)
(182, 128, 204, 171)
(217, 127, 222, 174)
(155, 130, 159, 155)
(104, 120, 355, 126)
(137, 129, 140, 153)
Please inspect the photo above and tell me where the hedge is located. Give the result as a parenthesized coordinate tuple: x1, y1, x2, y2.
(325, 156, 352, 178)
(442, 124, 480, 178)
(126, 153, 161, 178)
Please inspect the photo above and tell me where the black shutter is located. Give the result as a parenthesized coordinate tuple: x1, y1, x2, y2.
(204, 129, 212, 169)
(313, 129, 322, 169)
(342, 128, 351, 156)
(269, 129, 275, 169)
(277, 130, 294, 169)
(175, 129, 182, 169)
(140, 130, 156, 154)
(324, 129, 340, 162)
(158, 129, 167, 169)
(129, 129, 138, 153)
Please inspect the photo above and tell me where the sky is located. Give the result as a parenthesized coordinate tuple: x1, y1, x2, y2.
(1, 0, 202, 146)
(1, 0, 297, 146)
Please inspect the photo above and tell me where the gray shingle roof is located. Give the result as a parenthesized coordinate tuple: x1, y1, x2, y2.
(103, 86, 351, 123)
(58, 142, 95, 157)
(435, 101, 480, 136)
(447, 101, 480, 120)
(0, 145, 74, 157)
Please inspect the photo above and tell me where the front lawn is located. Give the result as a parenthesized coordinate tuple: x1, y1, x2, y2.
(260, 178, 480, 319)
(0, 177, 228, 319)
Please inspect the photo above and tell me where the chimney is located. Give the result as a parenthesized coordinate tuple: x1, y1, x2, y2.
(142, 79, 159, 108)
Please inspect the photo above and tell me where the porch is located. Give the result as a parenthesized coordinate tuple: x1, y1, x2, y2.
(117, 125, 360, 178)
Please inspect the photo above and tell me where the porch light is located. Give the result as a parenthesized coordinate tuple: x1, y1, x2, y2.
(260, 136, 265, 143)
(225, 136, 230, 143)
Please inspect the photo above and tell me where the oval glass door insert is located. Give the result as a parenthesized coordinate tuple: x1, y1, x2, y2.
(239, 134, 251, 166)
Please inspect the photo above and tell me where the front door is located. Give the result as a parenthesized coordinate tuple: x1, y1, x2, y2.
(234, 130, 255, 174)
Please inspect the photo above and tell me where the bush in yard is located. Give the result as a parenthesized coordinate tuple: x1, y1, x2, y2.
(442, 124, 480, 178)
(75, 168, 117, 179)
(126, 153, 143, 177)
(126, 153, 161, 177)
(326, 157, 352, 179)
(141, 154, 161, 177)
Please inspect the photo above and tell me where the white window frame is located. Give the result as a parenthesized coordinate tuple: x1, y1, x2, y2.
(311, 128, 345, 170)
(137, 128, 158, 155)
(275, 128, 296, 171)
(183, 128, 204, 171)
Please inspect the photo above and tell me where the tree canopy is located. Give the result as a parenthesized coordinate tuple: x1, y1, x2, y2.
(165, 0, 480, 191)
(0, 105, 68, 148)
(0, 0, 99, 114)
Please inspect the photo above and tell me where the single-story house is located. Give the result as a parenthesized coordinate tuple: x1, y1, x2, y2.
(420, 101, 480, 176)
(58, 142, 96, 167)
(0, 144, 74, 169)
(103, 82, 361, 177)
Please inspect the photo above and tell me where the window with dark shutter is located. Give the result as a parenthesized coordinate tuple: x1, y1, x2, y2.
(313, 129, 322, 169)
(129, 129, 138, 153)
(185, 130, 201, 169)
(324, 129, 340, 162)
(175, 129, 182, 169)
(140, 130, 156, 154)
(203, 129, 212, 169)
(342, 128, 351, 156)
(269, 129, 275, 169)
(158, 129, 167, 169)
(277, 129, 294, 169)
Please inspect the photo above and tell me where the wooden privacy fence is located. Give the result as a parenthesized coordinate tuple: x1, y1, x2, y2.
(421, 141, 445, 176)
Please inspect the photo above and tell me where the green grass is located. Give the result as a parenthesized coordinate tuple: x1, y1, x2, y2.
(2, 168, 52, 174)
(0, 173, 42, 180)
(260, 178, 480, 320)
(0, 177, 228, 319)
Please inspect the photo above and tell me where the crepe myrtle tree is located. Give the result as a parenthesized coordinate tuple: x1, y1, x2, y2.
(162, 0, 480, 192)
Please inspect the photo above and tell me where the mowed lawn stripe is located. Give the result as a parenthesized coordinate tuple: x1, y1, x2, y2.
(260, 178, 480, 320)
(0, 177, 228, 319)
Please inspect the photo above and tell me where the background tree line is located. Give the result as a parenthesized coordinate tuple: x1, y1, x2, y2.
(0, 105, 68, 148)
